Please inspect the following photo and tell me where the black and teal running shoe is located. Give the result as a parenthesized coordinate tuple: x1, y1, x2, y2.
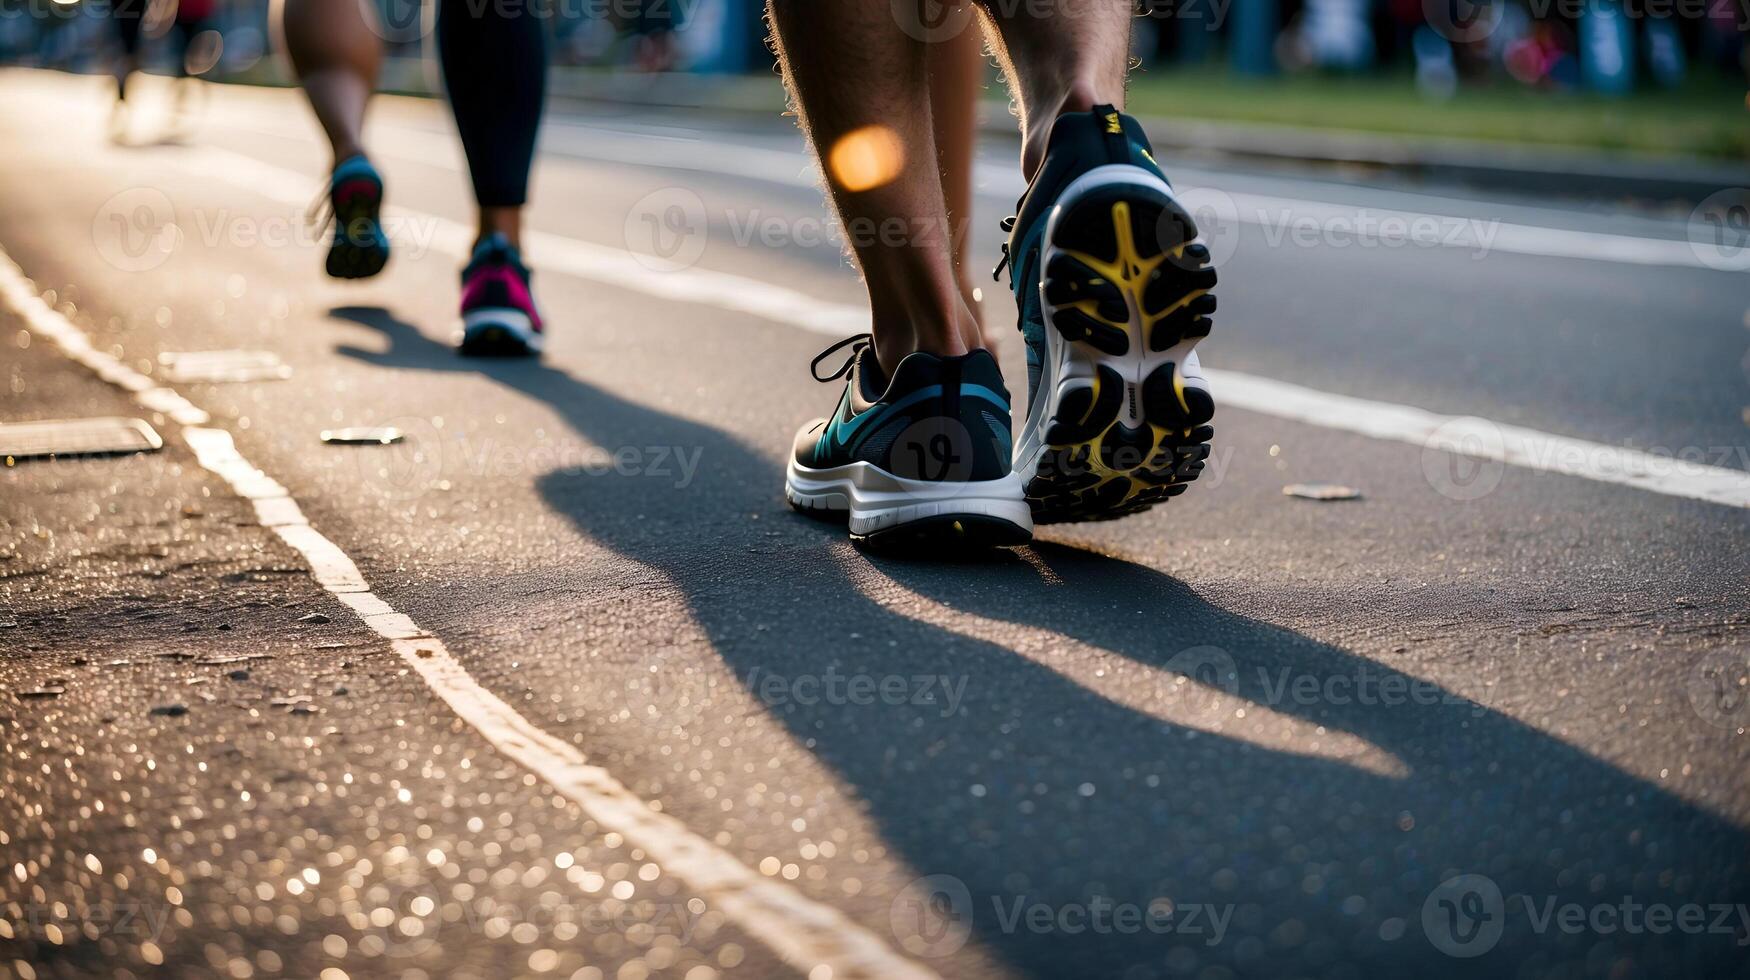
(997, 105, 1217, 524)
(321, 154, 390, 280)
(785, 334, 1032, 548)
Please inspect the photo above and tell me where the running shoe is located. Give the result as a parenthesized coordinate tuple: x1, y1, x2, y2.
(996, 105, 1217, 524)
(321, 154, 390, 280)
(785, 334, 1031, 548)
(457, 233, 544, 357)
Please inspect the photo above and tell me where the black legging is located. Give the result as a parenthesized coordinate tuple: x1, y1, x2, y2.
(437, 0, 549, 208)
(111, 0, 145, 56)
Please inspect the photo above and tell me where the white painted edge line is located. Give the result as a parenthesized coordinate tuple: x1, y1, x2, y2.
(0, 247, 938, 980)
(187, 144, 1750, 510)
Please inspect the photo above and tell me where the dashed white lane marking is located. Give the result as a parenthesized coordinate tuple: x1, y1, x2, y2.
(0, 247, 939, 980)
(1205, 371, 1750, 509)
(188, 145, 1750, 510)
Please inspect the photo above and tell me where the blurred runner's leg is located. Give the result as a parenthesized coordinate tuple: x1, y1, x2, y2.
(276, 0, 390, 278)
(439, 0, 550, 356)
(277, 0, 378, 166)
(109, 0, 145, 104)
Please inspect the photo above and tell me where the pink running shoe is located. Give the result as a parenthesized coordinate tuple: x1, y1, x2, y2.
(457, 233, 544, 357)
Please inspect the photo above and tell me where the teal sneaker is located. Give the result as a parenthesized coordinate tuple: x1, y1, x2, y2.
(321, 154, 390, 280)
(997, 105, 1217, 524)
(785, 334, 1032, 548)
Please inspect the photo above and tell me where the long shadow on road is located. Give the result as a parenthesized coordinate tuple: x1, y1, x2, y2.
(333, 305, 1748, 980)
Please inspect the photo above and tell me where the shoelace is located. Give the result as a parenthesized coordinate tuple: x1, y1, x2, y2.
(809, 333, 872, 383)
(991, 215, 1017, 281)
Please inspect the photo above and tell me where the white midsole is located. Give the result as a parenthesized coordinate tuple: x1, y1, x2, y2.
(1013, 165, 1211, 487)
(785, 460, 1033, 537)
(462, 307, 543, 351)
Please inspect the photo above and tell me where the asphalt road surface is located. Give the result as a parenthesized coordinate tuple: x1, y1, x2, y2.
(2, 68, 1748, 980)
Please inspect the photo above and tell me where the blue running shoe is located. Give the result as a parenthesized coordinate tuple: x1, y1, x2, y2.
(996, 105, 1217, 524)
(785, 335, 1032, 548)
(322, 154, 390, 280)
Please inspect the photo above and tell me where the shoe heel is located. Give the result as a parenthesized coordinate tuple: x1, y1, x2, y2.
(1026, 177, 1218, 524)
(326, 178, 389, 280)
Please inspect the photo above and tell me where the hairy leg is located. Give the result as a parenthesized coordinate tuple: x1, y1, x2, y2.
(928, 21, 993, 349)
(976, 0, 1131, 178)
(767, 0, 982, 376)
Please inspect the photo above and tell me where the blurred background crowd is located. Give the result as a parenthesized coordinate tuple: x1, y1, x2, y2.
(2, 0, 1747, 158)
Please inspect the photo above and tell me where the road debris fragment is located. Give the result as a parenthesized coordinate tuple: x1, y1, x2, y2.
(1283, 483, 1363, 501)
(319, 427, 403, 445)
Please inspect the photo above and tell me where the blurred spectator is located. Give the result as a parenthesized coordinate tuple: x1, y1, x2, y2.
(0, 0, 1742, 96)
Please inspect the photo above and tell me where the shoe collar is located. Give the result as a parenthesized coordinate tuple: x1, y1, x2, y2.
(997, 105, 1160, 286)
(465, 233, 527, 277)
(848, 343, 888, 414)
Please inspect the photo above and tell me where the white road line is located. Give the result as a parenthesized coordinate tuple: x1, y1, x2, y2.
(1204, 371, 1750, 509)
(0, 247, 939, 980)
(561, 134, 1738, 271)
(215, 109, 1741, 273)
(187, 145, 1750, 510)
(1206, 189, 1730, 271)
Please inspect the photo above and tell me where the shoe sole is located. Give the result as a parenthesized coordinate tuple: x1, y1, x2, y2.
(1014, 165, 1217, 525)
(458, 308, 543, 357)
(325, 179, 389, 280)
(785, 461, 1032, 549)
